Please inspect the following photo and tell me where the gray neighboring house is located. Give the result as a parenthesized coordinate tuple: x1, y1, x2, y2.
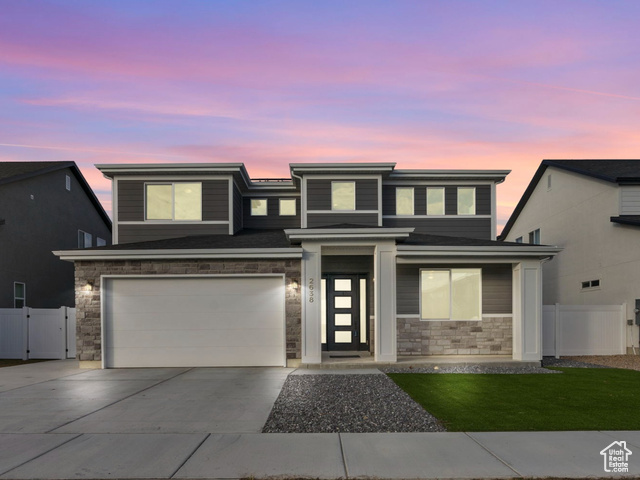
(0, 161, 112, 308)
(499, 159, 640, 353)
(55, 162, 560, 368)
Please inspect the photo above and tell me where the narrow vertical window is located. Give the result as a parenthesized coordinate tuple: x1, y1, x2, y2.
(65, 175, 71, 191)
(78, 230, 92, 248)
(528, 228, 540, 244)
(426, 187, 445, 215)
(396, 188, 414, 215)
(14, 282, 25, 308)
(251, 199, 268, 216)
(331, 181, 356, 211)
(457, 187, 476, 215)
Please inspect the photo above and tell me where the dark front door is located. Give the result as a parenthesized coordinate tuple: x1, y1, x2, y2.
(326, 274, 362, 351)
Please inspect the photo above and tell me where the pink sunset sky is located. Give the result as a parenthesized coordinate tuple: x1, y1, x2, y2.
(1, 1, 639, 232)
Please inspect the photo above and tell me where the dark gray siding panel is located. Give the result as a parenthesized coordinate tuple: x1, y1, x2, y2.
(202, 180, 229, 222)
(117, 179, 229, 222)
(118, 223, 229, 244)
(382, 186, 395, 215)
(476, 185, 491, 215)
(355, 179, 378, 210)
(243, 197, 301, 229)
(307, 179, 378, 211)
(383, 217, 492, 239)
(307, 213, 378, 228)
(396, 264, 512, 315)
(118, 180, 144, 221)
(445, 187, 457, 215)
(233, 184, 243, 233)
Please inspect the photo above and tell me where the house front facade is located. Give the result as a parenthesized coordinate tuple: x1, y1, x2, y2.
(56, 162, 559, 368)
(500, 159, 640, 353)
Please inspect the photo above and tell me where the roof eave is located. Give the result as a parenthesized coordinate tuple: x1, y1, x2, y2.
(53, 247, 303, 262)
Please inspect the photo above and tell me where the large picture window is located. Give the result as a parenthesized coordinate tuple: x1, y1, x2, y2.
(331, 181, 356, 211)
(420, 268, 481, 321)
(396, 187, 414, 215)
(146, 183, 202, 221)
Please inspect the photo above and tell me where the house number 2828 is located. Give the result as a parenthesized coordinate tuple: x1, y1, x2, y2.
(308, 278, 314, 303)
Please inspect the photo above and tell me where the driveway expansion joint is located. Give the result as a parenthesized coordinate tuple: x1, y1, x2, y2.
(0, 433, 82, 477)
(464, 432, 523, 478)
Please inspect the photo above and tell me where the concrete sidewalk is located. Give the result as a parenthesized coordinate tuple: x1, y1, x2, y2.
(0, 360, 637, 479)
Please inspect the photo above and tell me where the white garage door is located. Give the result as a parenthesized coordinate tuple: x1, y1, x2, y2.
(103, 276, 285, 368)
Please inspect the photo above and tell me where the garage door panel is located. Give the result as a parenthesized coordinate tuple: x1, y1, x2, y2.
(106, 345, 284, 368)
(104, 276, 286, 368)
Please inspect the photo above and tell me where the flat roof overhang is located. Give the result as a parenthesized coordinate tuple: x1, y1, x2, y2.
(396, 244, 562, 261)
(284, 227, 415, 242)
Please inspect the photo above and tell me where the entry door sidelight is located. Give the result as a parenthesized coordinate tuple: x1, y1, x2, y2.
(326, 274, 361, 351)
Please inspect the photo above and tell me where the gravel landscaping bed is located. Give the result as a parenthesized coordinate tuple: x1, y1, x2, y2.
(542, 356, 610, 369)
(381, 363, 560, 374)
(557, 354, 640, 370)
(262, 374, 446, 433)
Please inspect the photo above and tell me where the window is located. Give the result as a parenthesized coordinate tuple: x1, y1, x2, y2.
(396, 188, 414, 215)
(515, 237, 523, 243)
(279, 198, 296, 216)
(251, 199, 268, 216)
(528, 228, 540, 245)
(427, 187, 445, 215)
(78, 230, 92, 248)
(457, 187, 475, 215)
(420, 269, 481, 321)
(331, 181, 355, 211)
(547, 174, 552, 190)
(14, 282, 25, 308)
(581, 279, 601, 290)
(96, 237, 107, 247)
(145, 183, 202, 221)
(65, 175, 71, 191)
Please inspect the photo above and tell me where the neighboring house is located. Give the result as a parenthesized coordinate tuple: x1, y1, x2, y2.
(500, 159, 640, 353)
(55, 162, 559, 368)
(0, 161, 112, 309)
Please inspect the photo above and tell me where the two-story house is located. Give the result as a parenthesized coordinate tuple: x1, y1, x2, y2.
(0, 161, 111, 308)
(500, 159, 640, 353)
(55, 162, 559, 368)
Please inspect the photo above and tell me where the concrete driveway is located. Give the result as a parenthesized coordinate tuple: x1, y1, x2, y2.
(0, 361, 292, 434)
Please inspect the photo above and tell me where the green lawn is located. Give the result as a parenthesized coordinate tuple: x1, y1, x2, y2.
(388, 368, 640, 431)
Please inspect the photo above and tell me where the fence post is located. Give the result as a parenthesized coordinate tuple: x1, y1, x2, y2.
(22, 307, 29, 361)
(555, 303, 561, 359)
(621, 303, 627, 355)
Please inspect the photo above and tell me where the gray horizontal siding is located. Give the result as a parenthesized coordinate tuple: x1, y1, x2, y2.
(383, 185, 490, 216)
(118, 223, 229, 244)
(233, 184, 243, 233)
(117, 179, 229, 223)
(396, 264, 512, 316)
(243, 197, 301, 229)
(383, 217, 492, 239)
(307, 213, 379, 228)
(307, 179, 378, 211)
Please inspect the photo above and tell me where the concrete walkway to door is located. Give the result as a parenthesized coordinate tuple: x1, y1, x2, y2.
(0, 360, 639, 479)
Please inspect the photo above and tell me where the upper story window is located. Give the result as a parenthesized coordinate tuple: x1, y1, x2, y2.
(457, 187, 476, 215)
(65, 175, 71, 191)
(427, 187, 445, 215)
(251, 199, 268, 216)
(515, 236, 523, 243)
(528, 228, 540, 244)
(78, 230, 92, 248)
(146, 183, 202, 221)
(279, 198, 296, 216)
(14, 282, 25, 308)
(396, 188, 414, 215)
(96, 237, 107, 247)
(331, 181, 355, 211)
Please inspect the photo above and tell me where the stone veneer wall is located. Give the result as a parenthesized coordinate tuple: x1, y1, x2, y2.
(397, 316, 512, 355)
(74, 259, 302, 362)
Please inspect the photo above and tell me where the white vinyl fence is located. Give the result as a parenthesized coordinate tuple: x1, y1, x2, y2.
(543, 304, 626, 357)
(0, 307, 76, 360)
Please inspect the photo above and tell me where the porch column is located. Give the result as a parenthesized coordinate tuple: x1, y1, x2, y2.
(512, 260, 543, 362)
(301, 242, 322, 364)
(374, 242, 397, 362)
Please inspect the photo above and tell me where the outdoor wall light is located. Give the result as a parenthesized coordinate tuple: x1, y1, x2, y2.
(83, 281, 94, 292)
(290, 280, 300, 292)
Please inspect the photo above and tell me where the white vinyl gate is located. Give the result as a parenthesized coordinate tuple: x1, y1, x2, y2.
(543, 304, 626, 357)
(0, 307, 76, 360)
